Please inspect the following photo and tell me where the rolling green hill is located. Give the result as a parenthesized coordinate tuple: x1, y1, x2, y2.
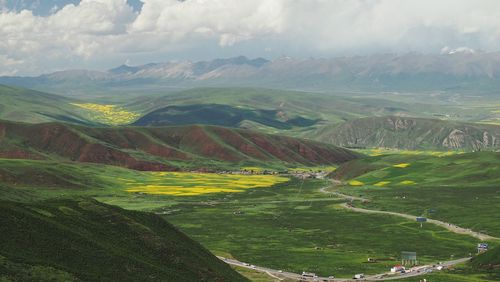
(312, 116, 500, 151)
(0, 198, 246, 281)
(0, 84, 93, 124)
(0, 120, 359, 171)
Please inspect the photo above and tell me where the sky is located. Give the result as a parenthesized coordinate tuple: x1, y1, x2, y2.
(1, 0, 500, 76)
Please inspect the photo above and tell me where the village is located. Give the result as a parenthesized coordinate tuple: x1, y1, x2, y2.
(214, 168, 331, 179)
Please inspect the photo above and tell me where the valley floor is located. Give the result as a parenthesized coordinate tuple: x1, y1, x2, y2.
(0, 151, 498, 281)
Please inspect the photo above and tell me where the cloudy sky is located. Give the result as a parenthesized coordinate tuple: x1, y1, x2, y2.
(1, 0, 500, 75)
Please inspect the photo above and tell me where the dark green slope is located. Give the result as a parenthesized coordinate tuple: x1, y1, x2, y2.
(471, 247, 500, 269)
(0, 198, 246, 282)
(470, 247, 500, 280)
(312, 116, 500, 151)
(133, 103, 318, 129)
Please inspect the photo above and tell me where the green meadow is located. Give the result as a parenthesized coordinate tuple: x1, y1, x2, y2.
(0, 150, 499, 279)
(165, 179, 480, 277)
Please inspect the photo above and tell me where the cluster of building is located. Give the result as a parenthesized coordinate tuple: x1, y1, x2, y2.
(289, 170, 329, 179)
(214, 168, 331, 179)
(215, 169, 280, 175)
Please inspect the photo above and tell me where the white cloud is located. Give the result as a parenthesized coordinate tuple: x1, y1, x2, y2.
(1, 0, 500, 75)
(130, 0, 283, 45)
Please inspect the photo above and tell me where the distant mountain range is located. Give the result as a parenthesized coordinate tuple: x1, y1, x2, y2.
(3, 52, 500, 94)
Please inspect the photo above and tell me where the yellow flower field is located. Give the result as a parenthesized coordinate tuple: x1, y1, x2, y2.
(124, 171, 289, 196)
(71, 103, 140, 125)
(348, 180, 364, 186)
(393, 163, 410, 168)
(373, 181, 391, 187)
(399, 180, 416, 185)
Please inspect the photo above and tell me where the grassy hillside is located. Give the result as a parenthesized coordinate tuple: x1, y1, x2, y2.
(471, 246, 500, 279)
(0, 120, 359, 171)
(0, 198, 246, 281)
(331, 151, 500, 236)
(472, 247, 500, 266)
(0, 84, 94, 124)
(333, 151, 500, 186)
(470, 246, 499, 282)
(312, 116, 500, 151)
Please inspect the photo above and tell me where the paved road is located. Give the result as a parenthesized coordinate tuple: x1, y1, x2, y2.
(215, 184, 487, 281)
(320, 186, 499, 241)
(219, 256, 472, 281)
(340, 203, 498, 241)
(365, 258, 471, 281)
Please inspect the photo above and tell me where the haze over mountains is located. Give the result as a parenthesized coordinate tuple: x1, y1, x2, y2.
(3, 52, 500, 94)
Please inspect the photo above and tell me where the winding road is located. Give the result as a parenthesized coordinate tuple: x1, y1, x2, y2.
(218, 183, 496, 281)
(319, 186, 499, 241)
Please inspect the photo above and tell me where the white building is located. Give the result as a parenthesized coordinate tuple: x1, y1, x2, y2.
(391, 265, 406, 273)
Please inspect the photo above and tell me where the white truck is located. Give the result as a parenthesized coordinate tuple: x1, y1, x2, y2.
(354, 273, 365, 279)
(302, 272, 316, 278)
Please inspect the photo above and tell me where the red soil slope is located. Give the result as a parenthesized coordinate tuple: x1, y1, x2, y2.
(0, 120, 359, 170)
